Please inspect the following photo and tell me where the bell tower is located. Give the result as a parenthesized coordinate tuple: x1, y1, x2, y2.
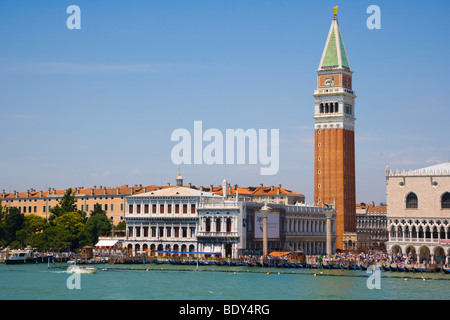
(313, 7, 356, 249)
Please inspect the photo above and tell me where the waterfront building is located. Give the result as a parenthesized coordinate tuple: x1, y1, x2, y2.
(123, 175, 336, 258)
(356, 202, 388, 251)
(385, 162, 450, 264)
(124, 174, 220, 255)
(313, 8, 357, 250)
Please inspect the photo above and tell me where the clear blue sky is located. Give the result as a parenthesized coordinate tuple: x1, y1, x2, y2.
(0, 0, 449, 205)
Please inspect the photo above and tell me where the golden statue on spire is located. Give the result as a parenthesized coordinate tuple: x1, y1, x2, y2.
(333, 6, 338, 15)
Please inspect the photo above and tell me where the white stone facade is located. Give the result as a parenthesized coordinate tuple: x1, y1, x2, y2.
(385, 162, 450, 264)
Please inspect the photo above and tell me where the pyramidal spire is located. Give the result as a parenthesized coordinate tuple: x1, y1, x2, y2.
(318, 7, 350, 70)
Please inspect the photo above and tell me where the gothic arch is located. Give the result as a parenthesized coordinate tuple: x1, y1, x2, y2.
(441, 192, 450, 209)
(406, 192, 418, 209)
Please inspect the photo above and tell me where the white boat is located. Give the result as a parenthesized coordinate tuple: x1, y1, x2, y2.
(5, 249, 36, 264)
(67, 260, 76, 265)
(66, 265, 97, 274)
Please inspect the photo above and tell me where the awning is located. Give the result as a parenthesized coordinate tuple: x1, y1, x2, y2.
(156, 251, 221, 255)
(269, 251, 291, 257)
(95, 240, 119, 247)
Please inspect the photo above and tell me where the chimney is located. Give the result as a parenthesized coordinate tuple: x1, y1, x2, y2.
(90, 189, 94, 196)
(27, 190, 30, 197)
(210, 185, 214, 192)
(200, 186, 204, 192)
(167, 182, 171, 186)
(188, 183, 192, 188)
(277, 187, 280, 195)
(103, 187, 107, 195)
(2, 190, 5, 198)
(139, 184, 142, 187)
(14, 190, 17, 197)
(271, 186, 274, 192)
(48, 187, 52, 195)
(40, 191, 43, 197)
(93, 185, 97, 189)
(116, 188, 120, 195)
(260, 183, 263, 187)
(234, 184, 238, 190)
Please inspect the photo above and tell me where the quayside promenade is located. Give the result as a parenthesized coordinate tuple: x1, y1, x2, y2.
(73, 251, 450, 274)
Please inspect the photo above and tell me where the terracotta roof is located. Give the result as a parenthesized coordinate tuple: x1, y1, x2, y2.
(1, 184, 303, 199)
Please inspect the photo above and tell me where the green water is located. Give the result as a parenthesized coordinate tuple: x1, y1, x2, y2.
(0, 263, 449, 300)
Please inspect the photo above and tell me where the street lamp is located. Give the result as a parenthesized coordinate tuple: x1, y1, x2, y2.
(261, 200, 271, 258)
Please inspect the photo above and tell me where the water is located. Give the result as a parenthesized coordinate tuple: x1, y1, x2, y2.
(0, 263, 449, 300)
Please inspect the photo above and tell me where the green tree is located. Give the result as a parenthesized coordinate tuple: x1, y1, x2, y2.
(1, 207, 25, 246)
(115, 220, 126, 231)
(53, 212, 86, 249)
(84, 205, 111, 246)
(49, 188, 81, 224)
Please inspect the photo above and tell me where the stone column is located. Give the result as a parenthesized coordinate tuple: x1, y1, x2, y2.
(261, 201, 271, 258)
(325, 213, 333, 257)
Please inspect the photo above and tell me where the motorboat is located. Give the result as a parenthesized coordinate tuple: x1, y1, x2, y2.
(66, 265, 97, 274)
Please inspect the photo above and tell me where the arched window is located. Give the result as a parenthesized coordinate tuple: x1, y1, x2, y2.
(325, 103, 329, 113)
(406, 192, 418, 209)
(334, 102, 339, 113)
(441, 192, 450, 209)
(330, 103, 334, 113)
(205, 218, 211, 232)
(320, 103, 324, 113)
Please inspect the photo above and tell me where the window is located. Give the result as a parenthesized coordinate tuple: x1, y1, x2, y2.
(167, 204, 172, 213)
(129, 204, 133, 213)
(216, 218, 221, 232)
(226, 218, 232, 232)
(136, 204, 141, 214)
(183, 204, 188, 214)
(105, 204, 108, 211)
(205, 218, 211, 232)
(144, 204, 149, 213)
(320, 103, 324, 113)
(442, 192, 450, 209)
(120, 203, 124, 211)
(110, 204, 114, 211)
(406, 192, 418, 209)
(160, 204, 164, 213)
(191, 204, 196, 214)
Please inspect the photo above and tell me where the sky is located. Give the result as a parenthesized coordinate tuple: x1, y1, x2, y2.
(0, 0, 449, 205)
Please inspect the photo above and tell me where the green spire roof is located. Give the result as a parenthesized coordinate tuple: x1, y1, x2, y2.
(319, 16, 350, 70)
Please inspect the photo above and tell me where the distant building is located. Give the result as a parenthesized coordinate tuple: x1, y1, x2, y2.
(356, 202, 387, 251)
(386, 162, 450, 264)
(0, 180, 304, 225)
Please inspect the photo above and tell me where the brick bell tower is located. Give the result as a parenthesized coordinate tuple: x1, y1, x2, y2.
(313, 7, 356, 250)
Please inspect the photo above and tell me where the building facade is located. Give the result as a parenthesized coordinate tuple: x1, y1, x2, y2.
(313, 9, 357, 249)
(386, 162, 450, 264)
(124, 176, 337, 258)
(356, 202, 387, 251)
